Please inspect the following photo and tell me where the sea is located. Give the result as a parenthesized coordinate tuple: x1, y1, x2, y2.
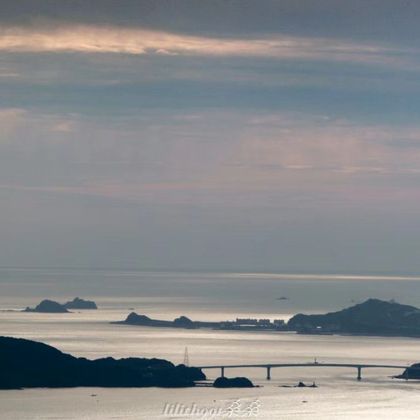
(2, 268, 420, 419)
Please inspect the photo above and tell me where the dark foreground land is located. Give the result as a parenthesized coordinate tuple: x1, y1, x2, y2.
(0, 336, 205, 389)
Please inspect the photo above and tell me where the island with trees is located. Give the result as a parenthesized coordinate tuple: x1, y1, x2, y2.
(288, 298, 420, 337)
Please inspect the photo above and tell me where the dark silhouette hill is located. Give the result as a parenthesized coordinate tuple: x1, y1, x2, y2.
(288, 298, 420, 336)
(0, 336, 205, 389)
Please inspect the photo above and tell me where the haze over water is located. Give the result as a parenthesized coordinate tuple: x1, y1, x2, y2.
(2, 269, 420, 419)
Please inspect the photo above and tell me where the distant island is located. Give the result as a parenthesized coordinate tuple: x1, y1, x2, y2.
(24, 297, 98, 313)
(288, 298, 420, 337)
(0, 336, 204, 389)
(64, 297, 97, 310)
(24, 299, 70, 313)
(114, 312, 287, 331)
(116, 298, 420, 339)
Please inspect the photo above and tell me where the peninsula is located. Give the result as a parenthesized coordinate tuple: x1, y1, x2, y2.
(0, 336, 205, 389)
(114, 312, 287, 331)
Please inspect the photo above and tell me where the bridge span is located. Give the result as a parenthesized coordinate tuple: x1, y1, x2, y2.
(196, 362, 412, 381)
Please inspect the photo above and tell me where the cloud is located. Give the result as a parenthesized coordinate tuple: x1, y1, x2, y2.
(2, 107, 420, 210)
(0, 24, 414, 67)
(227, 117, 420, 179)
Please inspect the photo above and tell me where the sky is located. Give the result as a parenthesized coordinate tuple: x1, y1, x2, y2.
(1, 1, 420, 274)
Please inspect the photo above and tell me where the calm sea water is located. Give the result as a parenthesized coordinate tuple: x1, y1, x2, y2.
(2, 269, 420, 419)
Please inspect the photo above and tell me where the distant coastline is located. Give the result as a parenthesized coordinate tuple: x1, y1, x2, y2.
(115, 298, 420, 339)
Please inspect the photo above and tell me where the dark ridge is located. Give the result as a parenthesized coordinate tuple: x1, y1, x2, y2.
(0, 336, 205, 389)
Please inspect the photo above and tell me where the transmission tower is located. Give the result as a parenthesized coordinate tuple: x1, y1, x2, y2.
(183, 347, 189, 367)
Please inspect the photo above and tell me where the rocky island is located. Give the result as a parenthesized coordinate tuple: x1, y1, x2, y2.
(213, 377, 254, 388)
(0, 336, 205, 389)
(24, 297, 98, 313)
(24, 299, 69, 313)
(64, 297, 97, 310)
(288, 298, 420, 337)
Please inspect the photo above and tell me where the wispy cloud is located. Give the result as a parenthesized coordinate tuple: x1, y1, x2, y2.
(0, 24, 414, 67)
(226, 117, 420, 180)
(2, 107, 420, 208)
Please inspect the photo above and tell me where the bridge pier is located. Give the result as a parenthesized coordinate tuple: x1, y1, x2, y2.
(197, 362, 410, 383)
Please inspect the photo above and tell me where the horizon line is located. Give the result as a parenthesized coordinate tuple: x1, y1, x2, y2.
(1, 266, 420, 281)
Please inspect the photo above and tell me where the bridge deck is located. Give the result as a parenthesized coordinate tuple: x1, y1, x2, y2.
(195, 362, 418, 381)
(197, 362, 410, 369)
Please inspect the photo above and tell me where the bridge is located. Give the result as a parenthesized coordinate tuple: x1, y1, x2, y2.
(197, 361, 413, 381)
